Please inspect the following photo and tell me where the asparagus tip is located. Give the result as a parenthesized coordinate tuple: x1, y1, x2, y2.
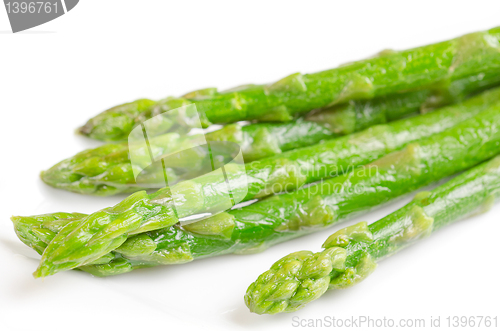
(33, 265, 50, 279)
(10, 216, 23, 226)
(77, 123, 91, 135)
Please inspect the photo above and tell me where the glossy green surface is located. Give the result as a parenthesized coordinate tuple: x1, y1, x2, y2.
(245, 155, 500, 314)
(80, 27, 500, 141)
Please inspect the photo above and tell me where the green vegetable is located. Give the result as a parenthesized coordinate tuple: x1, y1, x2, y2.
(40, 137, 181, 196)
(14, 106, 500, 277)
(245, 155, 500, 314)
(79, 27, 500, 142)
(45, 86, 493, 196)
(12, 212, 87, 255)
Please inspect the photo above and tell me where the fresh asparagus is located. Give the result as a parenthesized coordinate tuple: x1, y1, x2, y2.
(245, 155, 500, 314)
(32, 90, 500, 277)
(79, 27, 500, 142)
(14, 106, 500, 277)
(44, 86, 492, 196)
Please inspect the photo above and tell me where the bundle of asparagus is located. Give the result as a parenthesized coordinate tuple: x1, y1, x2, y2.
(14, 105, 500, 277)
(245, 155, 500, 314)
(10, 25, 500, 301)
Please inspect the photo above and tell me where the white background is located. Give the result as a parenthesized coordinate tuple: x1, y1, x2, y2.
(1, 1, 499, 330)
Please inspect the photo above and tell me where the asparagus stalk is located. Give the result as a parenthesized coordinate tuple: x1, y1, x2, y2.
(245, 155, 500, 314)
(44, 86, 490, 196)
(14, 106, 500, 277)
(79, 27, 500, 142)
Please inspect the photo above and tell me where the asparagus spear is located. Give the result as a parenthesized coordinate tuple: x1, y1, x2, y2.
(245, 155, 500, 314)
(43, 86, 489, 196)
(79, 27, 500, 142)
(14, 106, 500, 277)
